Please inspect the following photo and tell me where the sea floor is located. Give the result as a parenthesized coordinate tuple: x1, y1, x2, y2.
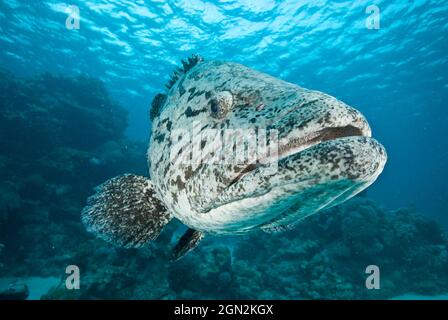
(390, 293, 448, 300)
(2, 276, 448, 300)
(0, 277, 60, 300)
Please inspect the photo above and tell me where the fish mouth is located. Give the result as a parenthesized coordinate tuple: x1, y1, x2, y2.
(188, 92, 381, 216)
(228, 123, 369, 188)
(198, 133, 386, 233)
(277, 124, 367, 161)
(203, 132, 386, 233)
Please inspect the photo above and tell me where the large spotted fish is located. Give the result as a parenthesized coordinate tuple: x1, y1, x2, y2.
(82, 55, 387, 260)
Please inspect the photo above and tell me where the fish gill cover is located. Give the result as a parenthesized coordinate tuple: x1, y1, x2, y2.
(0, 0, 447, 300)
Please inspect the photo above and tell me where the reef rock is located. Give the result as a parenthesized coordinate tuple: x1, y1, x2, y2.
(0, 282, 29, 300)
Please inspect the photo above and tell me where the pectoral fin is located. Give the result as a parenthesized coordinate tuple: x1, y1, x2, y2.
(82, 174, 171, 248)
(171, 228, 204, 261)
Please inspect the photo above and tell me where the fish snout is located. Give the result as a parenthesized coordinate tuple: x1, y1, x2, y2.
(334, 136, 387, 183)
(257, 136, 387, 233)
(278, 135, 387, 185)
(272, 91, 372, 160)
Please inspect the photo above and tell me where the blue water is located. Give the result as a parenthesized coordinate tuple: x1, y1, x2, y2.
(0, 0, 447, 299)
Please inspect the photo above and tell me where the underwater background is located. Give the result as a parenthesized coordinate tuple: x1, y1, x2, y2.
(0, 0, 447, 299)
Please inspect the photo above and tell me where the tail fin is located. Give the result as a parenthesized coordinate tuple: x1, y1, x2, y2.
(82, 174, 171, 248)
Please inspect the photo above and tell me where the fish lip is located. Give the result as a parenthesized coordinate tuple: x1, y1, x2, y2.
(227, 124, 369, 188)
(213, 135, 386, 212)
(276, 124, 368, 162)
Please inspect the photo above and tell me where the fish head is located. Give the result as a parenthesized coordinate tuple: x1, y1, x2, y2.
(149, 60, 386, 234)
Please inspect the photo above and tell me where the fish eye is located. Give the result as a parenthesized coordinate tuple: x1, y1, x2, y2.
(209, 91, 233, 119)
(210, 99, 220, 114)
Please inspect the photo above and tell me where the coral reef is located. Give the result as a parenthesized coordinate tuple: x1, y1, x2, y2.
(0, 281, 29, 300)
(0, 70, 147, 278)
(40, 199, 448, 300)
(163, 199, 448, 300)
(1, 70, 447, 300)
(0, 70, 127, 157)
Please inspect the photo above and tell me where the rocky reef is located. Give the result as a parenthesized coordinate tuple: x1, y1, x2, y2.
(0, 70, 147, 278)
(0, 281, 29, 300)
(0, 70, 447, 300)
(39, 199, 448, 300)
(164, 199, 448, 300)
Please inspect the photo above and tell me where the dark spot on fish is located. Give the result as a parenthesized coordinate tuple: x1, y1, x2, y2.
(166, 120, 172, 131)
(185, 106, 206, 117)
(154, 132, 165, 143)
(177, 75, 187, 96)
(184, 166, 194, 180)
(215, 79, 230, 90)
(149, 93, 167, 121)
(187, 88, 207, 102)
(179, 84, 186, 96)
(173, 175, 186, 190)
(187, 87, 196, 101)
(171, 191, 178, 203)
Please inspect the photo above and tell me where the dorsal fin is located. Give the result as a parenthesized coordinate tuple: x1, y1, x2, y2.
(149, 54, 204, 121)
(165, 54, 204, 90)
(149, 93, 167, 121)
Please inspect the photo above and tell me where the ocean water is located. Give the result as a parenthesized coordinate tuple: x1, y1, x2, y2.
(0, 0, 447, 300)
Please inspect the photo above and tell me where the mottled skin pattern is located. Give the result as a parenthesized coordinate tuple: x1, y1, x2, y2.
(148, 60, 387, 235)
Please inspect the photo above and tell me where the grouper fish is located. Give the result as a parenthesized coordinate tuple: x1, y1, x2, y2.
(82, 55, 387, 260)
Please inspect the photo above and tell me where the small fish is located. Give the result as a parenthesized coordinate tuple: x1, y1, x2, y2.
(82, 55, 386, 260)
